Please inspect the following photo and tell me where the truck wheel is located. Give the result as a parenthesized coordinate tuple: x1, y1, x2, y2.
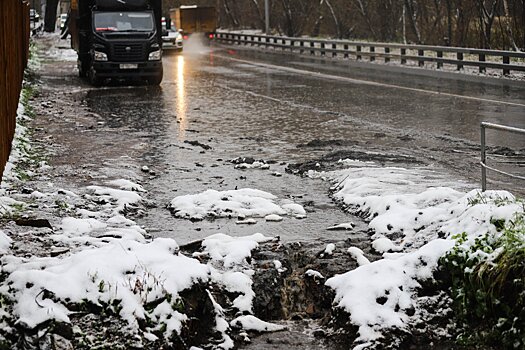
(78, 59, 89, 78)
(148, 68, 163, 85)
(88, 67, 102, 86)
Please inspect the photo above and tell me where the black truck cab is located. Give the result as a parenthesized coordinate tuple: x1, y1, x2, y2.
(70, 0, 163, 85)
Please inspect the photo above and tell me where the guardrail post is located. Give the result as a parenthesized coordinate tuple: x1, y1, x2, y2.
(332, 43, 337, 57)
(478, 53, 486, 73)
(310, 42, 315, 55)
(290, 39, 295, 52)
(385, 47, 390, 63)
(300, 41, 304, 54)
(481, 123, 486, 192)
(266, 36, 270, 48)
(282, 38, 286, 50)
(321, 42, 326, 56)
(357, 45, 361, 60)
(273, 37, 278, 48)
(370, 46, 375, 62)
(437, 51, 443, 69)
(418, 49, 424, 67)
(344, 44, 349, 58)
(457, 52, 464, 70)
(401, 48, 406, 64)
(503, 55, 510, 75)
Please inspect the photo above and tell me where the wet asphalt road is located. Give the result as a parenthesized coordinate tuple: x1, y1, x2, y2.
(35, 36, 525, 246)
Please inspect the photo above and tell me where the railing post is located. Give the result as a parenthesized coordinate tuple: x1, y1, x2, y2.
(344, 44, 349, 58)
(457, 52, 464, 70)
(401, 48, 406, 64)
(300, 41, 304, 54)
(418, 49, 424, 67)
(356, 45, 361, 60)
(282, 38, 286, 51)
(370, 46, 375, 62)
(273, 37, 278, 48)
(481, 123, 486, 192)
(384, 47, 390, 63)
(437, 51, 443, 69)
(290, 39, 295, 52)
(503, 55, 510, 75)
(321, 42, 326, 56)
(479, 53, 486, 73)
(265, 36, 269, 48)
(310, 41, 315, 55)
(332, 43, 337, 57)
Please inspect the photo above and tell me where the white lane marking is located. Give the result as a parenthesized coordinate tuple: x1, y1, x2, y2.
(214, 54, 525, 108)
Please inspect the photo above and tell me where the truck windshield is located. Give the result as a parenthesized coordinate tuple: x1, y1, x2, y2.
(94, 12, 154, 32)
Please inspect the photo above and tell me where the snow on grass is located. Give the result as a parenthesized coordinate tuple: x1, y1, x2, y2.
(347, 247, 370, 266)
(169, 188, 306, 220)
(1, 238, 209, 330)
(201, 233, 273, 269)
(327, 239, 454, 342)
(200, 233, 273, 314)
(372, 237, 402, 253)
(0, 230, 12, 254)
(318, 165, 524, 344)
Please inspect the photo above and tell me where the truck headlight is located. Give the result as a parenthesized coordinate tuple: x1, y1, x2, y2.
(148, 50, 162, 61)
(93, 51, 107, 61)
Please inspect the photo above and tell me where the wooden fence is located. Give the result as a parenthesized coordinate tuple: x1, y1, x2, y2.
(216, 32, 525, 75)
(0, 0, 30, 181)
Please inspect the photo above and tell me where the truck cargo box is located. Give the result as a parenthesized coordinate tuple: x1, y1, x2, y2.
(170, 6, 216, 36)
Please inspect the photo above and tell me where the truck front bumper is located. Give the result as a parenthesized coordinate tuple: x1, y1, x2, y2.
(92, 61, 162, 79)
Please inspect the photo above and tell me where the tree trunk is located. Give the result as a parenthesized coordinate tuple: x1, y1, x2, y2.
(223, 0, 240, 28)
(324, 0, 341, 38)
(502, 0, 519, 50)
(355, 0, 377, 39)
(250, 0, 266, 30)
(44, 0, 59, 32)
(404, 0, 422, 43)
(445, 0, 453, 45)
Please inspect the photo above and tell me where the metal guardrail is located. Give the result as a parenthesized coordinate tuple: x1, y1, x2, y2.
(215, 32, 525, 75)
(481, 122, 525, 191)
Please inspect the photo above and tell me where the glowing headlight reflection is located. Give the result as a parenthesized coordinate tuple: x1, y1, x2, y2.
(176, 55, 187, 136)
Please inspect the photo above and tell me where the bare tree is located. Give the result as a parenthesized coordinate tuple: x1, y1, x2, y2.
(477, 0, 499, 48)
(223, 0, 240, 28)
(404, 0, 422, 43)
(249, 0, 266, 30)
(501, 0, 520, 50)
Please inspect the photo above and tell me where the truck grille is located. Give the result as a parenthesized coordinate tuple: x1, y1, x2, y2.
(111, 43, 145, 62)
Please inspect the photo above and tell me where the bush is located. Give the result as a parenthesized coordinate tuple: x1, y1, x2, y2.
(440, 211, 525, 349)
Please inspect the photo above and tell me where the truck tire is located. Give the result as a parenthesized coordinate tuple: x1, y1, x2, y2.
(78, 59, 89, 78)
(88, 67, 102, 86)
(148, 67, 163, 85)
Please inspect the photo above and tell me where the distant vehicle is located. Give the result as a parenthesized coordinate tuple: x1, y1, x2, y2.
(161, 17, 183, 51)
(169, 5, 216, 39)
(29, 9, 40, 22)
(59, 13, 68, 30)
(69, 0, 163, 86)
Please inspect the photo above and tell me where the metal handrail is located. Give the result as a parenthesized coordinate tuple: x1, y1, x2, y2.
(215, 32, 525, 75)
(480, 122, 525, 191)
